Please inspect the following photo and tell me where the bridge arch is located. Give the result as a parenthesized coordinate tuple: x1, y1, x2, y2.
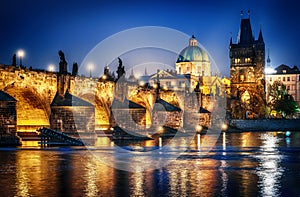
(3, 83, 50, 132)
(78, 92, 112, 130)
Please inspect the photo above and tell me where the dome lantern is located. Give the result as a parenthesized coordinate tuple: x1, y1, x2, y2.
(189, 35, 198, 46)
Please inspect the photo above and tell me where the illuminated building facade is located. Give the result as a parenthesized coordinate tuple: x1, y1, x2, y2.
(140, 35, 227, 95)
(176, 35, 211, 77)
(229, 15, 266, 119)
(265, 64, 300, 106)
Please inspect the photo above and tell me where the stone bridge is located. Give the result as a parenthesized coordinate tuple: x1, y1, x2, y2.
(0, 64, 111, 132)
(0, 63, 217, 133)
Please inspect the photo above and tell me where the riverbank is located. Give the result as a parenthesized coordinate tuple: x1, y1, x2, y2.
(228, 119, 300, 132)
(0, 134, 22, 146)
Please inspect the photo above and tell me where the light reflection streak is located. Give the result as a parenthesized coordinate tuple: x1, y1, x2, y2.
(131, 172, 145, 196)
(257, 133, 283, 197)
(16, 166, 29, 197)
(222, 132, 226, 156)
(220, 160, 228, 196)
(84, 161, 99, 197)
(197, 133, 201, 150)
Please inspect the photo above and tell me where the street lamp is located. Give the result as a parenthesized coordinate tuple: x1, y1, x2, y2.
(17, 49, 25, 67)
(48, 64, 55, 72)
(88, 63, 94, 78)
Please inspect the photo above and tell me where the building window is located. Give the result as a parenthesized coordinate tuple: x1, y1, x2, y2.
(291, 85, 295, 91)
(179, 81, 185, 87)
(292, 77, 295, 81)
(283, 70, 286, 73)
(278, 77, 281, 81)
(287, 85, 290, 91)
(270, 77, 272, 82)
(240, 75, 245, 82)
(283, 77, 286, 81)
(234, 58, 241, 64)
(245, 58, 251, 63)
(166, 81, 171, 87)
(287, 77, 290, 81)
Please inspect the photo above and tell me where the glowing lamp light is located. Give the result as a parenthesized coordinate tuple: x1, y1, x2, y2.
(139, 81, 145, 86)
(196, 125, 203, 132)
(157, 126, 164, 134)
(17, 49, 25, 66)
(102, 75, 107, 80)
(17, 49, 25, 58)
(48, 64, 55, 72)
(221, 123, 228, 131)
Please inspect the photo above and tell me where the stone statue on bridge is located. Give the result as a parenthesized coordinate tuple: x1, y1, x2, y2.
(12, 54, 16, 66)
(116, 57, 125, 80)
(58, 50, 68, 74)
(72, 62, 78, 76)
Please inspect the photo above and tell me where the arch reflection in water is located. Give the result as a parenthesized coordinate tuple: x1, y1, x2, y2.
(256, 133, 284, 197)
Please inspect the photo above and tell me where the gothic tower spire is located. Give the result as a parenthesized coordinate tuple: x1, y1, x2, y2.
(258, 27, 264, 43)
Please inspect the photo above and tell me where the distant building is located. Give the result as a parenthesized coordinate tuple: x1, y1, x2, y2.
(133, 35, 228, 129)
(176, 35, 211, 77)
(139, 35, 227, 95)
(265, 64, 300, 106)
(229, 15, 266, 119)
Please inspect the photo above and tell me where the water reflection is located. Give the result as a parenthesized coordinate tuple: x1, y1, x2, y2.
(16, 151, 59, 196)
(84, 160, 99, 196)
(0, 132, 300, 196)
(256, 133, 283, 197)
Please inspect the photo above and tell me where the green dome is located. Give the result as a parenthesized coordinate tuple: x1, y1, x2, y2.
(176, 36, 210, 63)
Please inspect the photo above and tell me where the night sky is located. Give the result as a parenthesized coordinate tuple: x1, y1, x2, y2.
(1, 0, 300, 77)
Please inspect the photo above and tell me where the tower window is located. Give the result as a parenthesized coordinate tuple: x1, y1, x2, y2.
(240, 75, 245, 82)
(234, 58, 241, 64)
(245, 58, 251, 63)
(283, 70, 286, 73)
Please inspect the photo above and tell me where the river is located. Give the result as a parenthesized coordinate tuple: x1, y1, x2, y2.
(0, 131, 300, 196)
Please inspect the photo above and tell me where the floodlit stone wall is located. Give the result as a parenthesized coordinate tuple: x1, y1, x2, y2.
(0, 100, 16, 134)
(50, 106, 95, 134)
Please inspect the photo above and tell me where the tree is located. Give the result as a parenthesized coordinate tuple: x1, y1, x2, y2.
(268, 81, 299, 118)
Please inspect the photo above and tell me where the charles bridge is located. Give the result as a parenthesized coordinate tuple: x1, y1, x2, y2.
(0, 63, 102, 132)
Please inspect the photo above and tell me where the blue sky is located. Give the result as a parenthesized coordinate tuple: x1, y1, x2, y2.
(0, 0, 299, 77)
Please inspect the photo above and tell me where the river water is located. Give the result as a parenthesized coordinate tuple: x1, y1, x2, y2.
(1, 131, 300, 196)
